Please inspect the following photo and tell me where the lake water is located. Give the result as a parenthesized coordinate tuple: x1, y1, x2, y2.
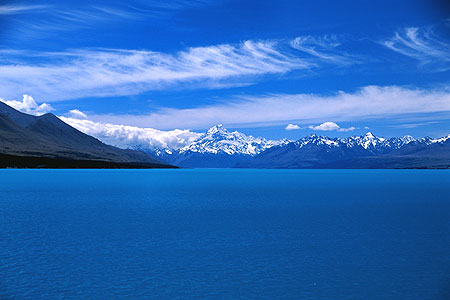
(0, 169, 449, 300)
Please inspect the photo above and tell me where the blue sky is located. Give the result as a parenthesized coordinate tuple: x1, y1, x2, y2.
(0, 0, 450, 144)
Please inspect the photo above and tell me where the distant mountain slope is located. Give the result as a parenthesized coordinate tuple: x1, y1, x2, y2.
(151, 125, 288, 167)
(142, 125, 450, 169)
(0, 102, 169, 167)
(238, 132, 450, 169)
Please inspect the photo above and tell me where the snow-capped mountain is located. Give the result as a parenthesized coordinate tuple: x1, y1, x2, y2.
(150, 124, 289, 167)
(420, 134, 450, 145)
(178, 124, 287, 155)
(239, 132, 450, 169)
(294, 132, 417, 153)
(133, 125, 449, 168)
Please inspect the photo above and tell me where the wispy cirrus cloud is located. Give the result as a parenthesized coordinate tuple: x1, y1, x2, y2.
(7, 5, 147, 37)
(392, 121, 439, 129)
(0, 38, 352, 100)
(83, 85, 450, 130)
(382, 27, 450, 71)
(290, 35, 356, 65)
(55, 6, 143, 25)
(7, 0, 214, 36)
(121, 0, 214, 16)
(0, 4, 48, 15)
(55, 0, 205, 25)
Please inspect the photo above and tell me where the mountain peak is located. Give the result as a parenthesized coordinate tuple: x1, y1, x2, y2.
(206, 124, 228, 135)
(364, 132, 375, 138)
(177, 125, 286, 156)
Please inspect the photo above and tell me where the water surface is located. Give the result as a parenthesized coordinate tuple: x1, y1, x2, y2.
(0, 169, 449, 299)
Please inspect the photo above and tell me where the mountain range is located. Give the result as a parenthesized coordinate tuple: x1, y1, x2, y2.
(143, 125, 450, 169)
(0, 100, 448, 169)
(0, 102, 172, 168)
(237, 132, 450, 169)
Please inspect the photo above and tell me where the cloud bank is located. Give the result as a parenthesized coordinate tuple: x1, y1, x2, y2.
(59, 116, 201, 150)
(0, 94, 54, 116)
(0, 94, 199, 149)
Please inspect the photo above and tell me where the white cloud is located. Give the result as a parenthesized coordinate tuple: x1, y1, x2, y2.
(0, 37, 350, 101)
(382, 27, 450, 71)
(308, 122, 356, 132)
(59, 116, 201, 150)
(285, 124, 301, 130)
(392, 121, 439, 129)
(290, 35, 355, 65)
(0, 94, 54, 116)
(286, 121, 356, 132)
(0, 5, 47, 15)
(84, 85, 450, 130)
(5, 2, 216, 41)
(66, 109, 88, 119)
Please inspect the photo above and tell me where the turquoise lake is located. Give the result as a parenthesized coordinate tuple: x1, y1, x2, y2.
(0, 169, 449, 299)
